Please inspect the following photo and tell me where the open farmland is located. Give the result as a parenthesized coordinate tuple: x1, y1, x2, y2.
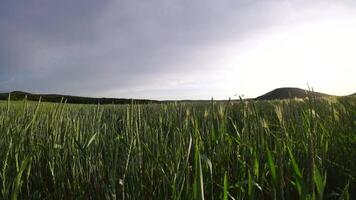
(0, 95, 355, 199)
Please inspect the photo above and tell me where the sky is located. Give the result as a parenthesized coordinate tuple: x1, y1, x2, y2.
(1, 0, 356, 100)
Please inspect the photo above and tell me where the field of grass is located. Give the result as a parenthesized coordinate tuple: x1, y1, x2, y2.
(0, 95, 355, 199)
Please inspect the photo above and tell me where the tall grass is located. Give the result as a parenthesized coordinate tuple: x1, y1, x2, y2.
(0, 95, 355, 199)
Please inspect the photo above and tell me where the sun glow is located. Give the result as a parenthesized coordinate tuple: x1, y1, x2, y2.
(221, 18, 356, 98)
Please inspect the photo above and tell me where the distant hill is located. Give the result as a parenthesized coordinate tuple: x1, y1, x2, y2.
(0, 91, 158, 104)
(0, 88, 346, 104)
(255, 87, 331, 100)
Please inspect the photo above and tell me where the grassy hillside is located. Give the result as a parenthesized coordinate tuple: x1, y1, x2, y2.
(255, 87, 330, 100)
(0, 91, 158, 104)
(0, 95, 355, 199)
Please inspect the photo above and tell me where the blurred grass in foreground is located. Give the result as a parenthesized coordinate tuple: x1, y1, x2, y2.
(0, 95, 355, 199)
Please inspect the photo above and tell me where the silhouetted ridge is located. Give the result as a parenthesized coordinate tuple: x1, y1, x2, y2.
(0, 91, 158, 104)
(255, 87, 330, 100)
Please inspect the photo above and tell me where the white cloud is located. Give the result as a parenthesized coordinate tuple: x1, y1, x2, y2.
(1, 0, 355, 98)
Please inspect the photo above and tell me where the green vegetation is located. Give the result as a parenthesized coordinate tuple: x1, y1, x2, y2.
(0, 95, 355, 199)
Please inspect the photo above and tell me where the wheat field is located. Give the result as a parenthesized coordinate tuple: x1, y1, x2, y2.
(0, 95, 355, 199)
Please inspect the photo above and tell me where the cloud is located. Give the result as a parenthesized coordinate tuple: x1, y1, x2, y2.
(1, 0, 355, 98)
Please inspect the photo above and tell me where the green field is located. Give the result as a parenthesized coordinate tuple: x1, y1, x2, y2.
(0, 96, 355, 199)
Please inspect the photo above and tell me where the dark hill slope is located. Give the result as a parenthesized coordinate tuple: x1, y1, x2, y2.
(255, 87, 330, 100)
(0, 91, 158, 104)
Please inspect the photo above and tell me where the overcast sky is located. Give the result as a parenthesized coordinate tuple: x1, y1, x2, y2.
(1, 0, 356, 99)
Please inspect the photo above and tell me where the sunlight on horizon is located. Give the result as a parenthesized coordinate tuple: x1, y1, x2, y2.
(211, 17, 356, 99)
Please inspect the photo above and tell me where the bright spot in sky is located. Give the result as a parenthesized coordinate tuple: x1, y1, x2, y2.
(205, 18, 356, 99)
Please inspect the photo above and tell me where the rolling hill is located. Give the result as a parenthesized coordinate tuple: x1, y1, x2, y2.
(0, 91, 158, 104)
(255, 87, 331, 100)
(0, 88, 346, 104)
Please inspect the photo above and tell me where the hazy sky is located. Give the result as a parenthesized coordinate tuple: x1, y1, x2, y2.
(1, 0, 356, 99)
